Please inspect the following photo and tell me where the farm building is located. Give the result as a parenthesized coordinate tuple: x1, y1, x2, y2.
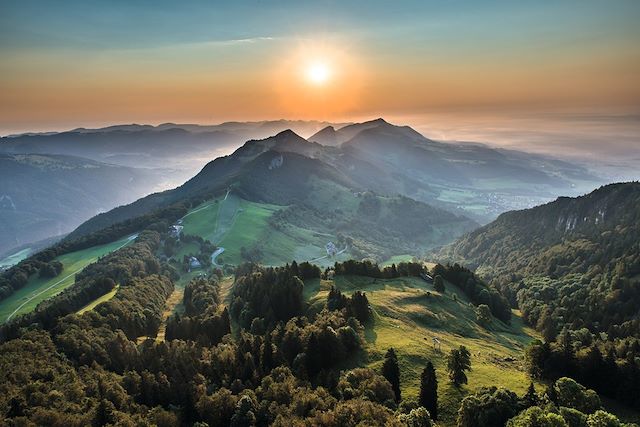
(420, 272, 433, 284)
(189, 256, 202, 270)
(169, 224, 183, 238)
(326, 241, 338, 257)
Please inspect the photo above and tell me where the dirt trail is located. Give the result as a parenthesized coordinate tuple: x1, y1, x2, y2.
(219, 276, 235, 305)
(137, 287, 184, 344)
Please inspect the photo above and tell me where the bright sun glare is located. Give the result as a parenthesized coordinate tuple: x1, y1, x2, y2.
(306, 62, 331, 84)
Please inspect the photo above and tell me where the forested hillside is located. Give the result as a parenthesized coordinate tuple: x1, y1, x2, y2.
(440, 182, 640, 408)
(440, 182, 640, 337)
(0, 219, 635, 425)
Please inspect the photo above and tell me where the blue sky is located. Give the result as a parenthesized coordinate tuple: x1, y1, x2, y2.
(2, 1, 638, 52)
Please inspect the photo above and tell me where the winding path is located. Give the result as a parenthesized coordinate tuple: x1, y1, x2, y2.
(308, 245, 348, 263)
(211, 247, 225, 267)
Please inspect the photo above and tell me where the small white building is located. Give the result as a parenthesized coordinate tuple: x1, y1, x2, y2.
(326, 241, 338, 257)
(189, 256, 201, 269)
(169, 224, 183, 238)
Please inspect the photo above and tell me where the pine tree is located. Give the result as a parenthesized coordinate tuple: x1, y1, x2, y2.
(94, 399, 116, 426)
(350, 291, 371, 324)
(447, 345, 471, 387)
(433, 275, 445, 293)
(381, 347, 401, 402)
(261, 335, 274, 374)
(545, 382, 558, 404)
(522, 382, 539, 408)
(419, 361, 438, 420)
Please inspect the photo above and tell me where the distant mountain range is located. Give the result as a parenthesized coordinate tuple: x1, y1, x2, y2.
(0, 120, 348, 171)
(0, 154, 166, 256)
(0, 118, 605, 259)
(0, 120, 346, 257)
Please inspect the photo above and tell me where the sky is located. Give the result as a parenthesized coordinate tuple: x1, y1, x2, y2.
(1, 0, 639, 163)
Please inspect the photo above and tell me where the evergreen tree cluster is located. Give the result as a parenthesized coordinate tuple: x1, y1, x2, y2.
(166, 277, 231, 346)
(332, 260, 425, 279)
(327, 286, 372, 324)
(432, 263, 512, 323)
(525, 335, 640, 408)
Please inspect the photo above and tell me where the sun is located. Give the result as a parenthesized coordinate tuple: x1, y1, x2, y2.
(306, 62, 331, 85)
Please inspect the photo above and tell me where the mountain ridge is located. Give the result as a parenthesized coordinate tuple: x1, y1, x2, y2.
(438, 181, 640, 340)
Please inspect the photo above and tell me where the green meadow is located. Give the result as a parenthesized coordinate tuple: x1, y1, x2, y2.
(305, 274, 539, 425)
(179, 194, 351, 267)
(0, 235, 136, 322)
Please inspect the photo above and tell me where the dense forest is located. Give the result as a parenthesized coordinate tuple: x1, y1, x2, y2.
(0, 178, 638, 424)
(440, 182, 640, 336)
(440, 182, 640, 410)
(1, 213, 636, 425)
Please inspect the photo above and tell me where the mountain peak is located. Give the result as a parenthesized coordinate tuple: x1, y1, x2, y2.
(309, 125, 338, 145)
(230, 128, 319, 161)
(319, 125, 336, 132)
(274, 129, 303, 139)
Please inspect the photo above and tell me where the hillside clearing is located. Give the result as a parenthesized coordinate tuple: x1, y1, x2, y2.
(305, 274, 539, 424)
(76, 285, 120, 315)
(0, 234, 137, 322)
(179, 195, 352, 267)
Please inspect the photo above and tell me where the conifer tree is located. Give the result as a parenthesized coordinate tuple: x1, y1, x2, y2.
(419, 360, 438, 420)
(381, 347, 401, 402)
(447, 345, 471, 387)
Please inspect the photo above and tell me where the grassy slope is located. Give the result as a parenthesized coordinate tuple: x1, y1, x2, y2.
(76, 285, 120, 315)
(0, 235, 135, 322)
(305, 274, 539, 425)
(180, 195, 351, 267)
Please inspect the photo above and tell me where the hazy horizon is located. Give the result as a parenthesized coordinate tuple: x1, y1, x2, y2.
(2, 1, 639, 161)
(4, 112, 639, 175)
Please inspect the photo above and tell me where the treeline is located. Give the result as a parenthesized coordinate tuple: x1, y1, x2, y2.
(0, 203, 187, 303)
(230, 262, 320, 330)
(165, 277, 231, 346)
(0, 231, 173, 339)
(327, 260, 511, 324)
(332, 259, 424, 278)
(441, 182, 640, 341)
(525, 334, 640, 408)
(432, 263, 512, 323)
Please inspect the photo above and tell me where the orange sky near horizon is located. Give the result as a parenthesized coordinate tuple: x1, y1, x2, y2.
(1, 2, 639, 136)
